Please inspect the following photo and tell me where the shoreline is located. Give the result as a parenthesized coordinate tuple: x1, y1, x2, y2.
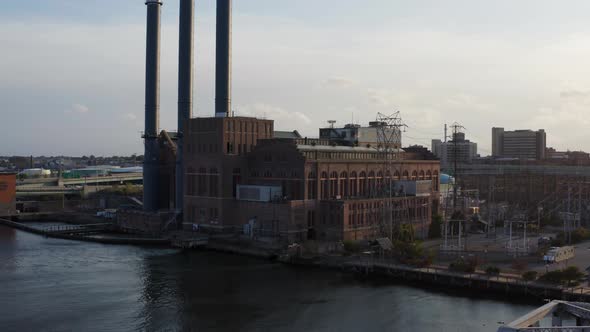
(1, 217, 587, 305)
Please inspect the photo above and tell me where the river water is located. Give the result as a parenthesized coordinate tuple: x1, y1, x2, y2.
(0, 225, 536, 332)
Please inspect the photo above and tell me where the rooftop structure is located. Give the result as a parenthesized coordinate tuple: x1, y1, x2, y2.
(319, 120, 402, 149)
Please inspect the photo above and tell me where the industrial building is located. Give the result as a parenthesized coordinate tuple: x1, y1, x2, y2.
(183, 118, 440, 242)
(431, 131, 478, 172)
(492, 127, 546, 160)
(119, 0, 441, 244)
(0, 173, 17, 216)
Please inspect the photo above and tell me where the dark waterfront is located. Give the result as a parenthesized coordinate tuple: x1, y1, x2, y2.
(0, 225, 535, 332)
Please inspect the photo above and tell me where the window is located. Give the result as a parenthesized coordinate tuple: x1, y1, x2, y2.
(209, 168, 219, 197)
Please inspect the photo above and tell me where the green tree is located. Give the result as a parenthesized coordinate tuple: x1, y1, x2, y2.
(485, 266, 500, 276)
(562, 266, 585, 287)
(522, 271, 538, 282)
(428, 214, 443, 239)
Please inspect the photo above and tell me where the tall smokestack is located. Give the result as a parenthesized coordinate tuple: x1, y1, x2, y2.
(143, 0, 163, 212)
(215, 0, 232, 117)
(176, 0, 194, 214)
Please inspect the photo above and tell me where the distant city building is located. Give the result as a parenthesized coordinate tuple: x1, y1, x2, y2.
(319, 122, 402, 148)
(491, 127, 546, 160)
(546, 147, 590, 162)
(431, 131, 478, 172)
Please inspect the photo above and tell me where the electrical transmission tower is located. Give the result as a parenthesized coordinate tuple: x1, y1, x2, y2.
(441, 122, 466, 251)
(375, 111, 408, 241)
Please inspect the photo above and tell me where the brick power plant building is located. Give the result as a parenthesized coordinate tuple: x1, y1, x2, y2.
(181, 117, 440, 242)
(119, 0, 440, 243)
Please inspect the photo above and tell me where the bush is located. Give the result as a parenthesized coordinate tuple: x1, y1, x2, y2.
(522, 271, 538, 282)
(539, 267, 585, 286)
(392, 241, 433, 267)
(539, 270, 564, 284)
(449, 257, 478, 273)
(485, 266, 500, 276)
(571, 228, 590, 243)
(343, 240, 360, 253)
(562, 266, 585, 286)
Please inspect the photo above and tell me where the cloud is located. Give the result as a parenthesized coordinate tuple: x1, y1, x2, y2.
(123, 113, 137, 120)
(321, 77, 355, 89)
(527, 91, 590, 149)
(67, 103, 90, 114)
(367, 89, 391, 107)
(560, 89, 590, 100)
(237, 103, 313, 134)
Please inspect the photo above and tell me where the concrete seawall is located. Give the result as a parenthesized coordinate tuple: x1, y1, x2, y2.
(0, 218, 169, 246)
(335, 259, 590, 302)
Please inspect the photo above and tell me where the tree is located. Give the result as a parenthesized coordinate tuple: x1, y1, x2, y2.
(485, 266, 500, 277)
(562, 266, 585, 287)
(522, 271, 538, 282)
(428, 214, 443, 239)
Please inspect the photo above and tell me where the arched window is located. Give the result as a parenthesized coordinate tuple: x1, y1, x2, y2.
(411, 170, 418, 180)
(339, 171, 348, 197)
(402, 170, 409, 180)
(320, 171, 329, 199)
(426, 170, 432, 179)
(419, 170, 425, 180)
(307, 172, 317, 199)
(329, 171, 339, 197)
(350, 171, 358, 197)
(359, 171, 367, 197)
(368, 171, 376, 197)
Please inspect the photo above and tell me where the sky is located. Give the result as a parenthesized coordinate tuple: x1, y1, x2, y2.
(2, 0, 590, 156)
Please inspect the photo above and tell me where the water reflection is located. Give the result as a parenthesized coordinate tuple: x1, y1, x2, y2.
(0, 227, 536, 332)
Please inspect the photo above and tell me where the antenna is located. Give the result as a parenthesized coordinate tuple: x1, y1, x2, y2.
(328, 120, 337, 128)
